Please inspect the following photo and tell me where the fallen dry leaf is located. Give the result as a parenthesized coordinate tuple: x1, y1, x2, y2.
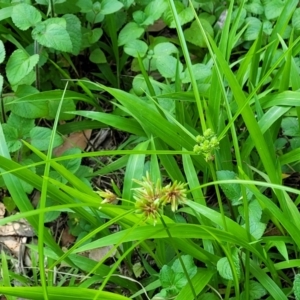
(0, 202, 5, 218)
(0, 218, 35, 237)
(53, 130, 92, 156)
(87, 246, 116, 262)
(60, 227, 76, 247)
(147, 19, 166, 32)
(0, 204, 34, 273)
(0, 236, 26, 256)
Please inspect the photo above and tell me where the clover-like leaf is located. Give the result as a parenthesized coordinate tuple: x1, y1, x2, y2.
(32, 18, 72, 52)
(101, 0, 123, 15)
(6, 49, 39, 86)
(124, 39, 148, 57)
(30, 127, 63, 151)
(184, 19, 213, 48)
(12, 3, 42, 30)
(62, 14, 81, 55)
(0, 40, 5, 64)
(294, 274, 300, 300)
(118, 22, 144, 46)
(156, 55, 183, 79)
(217, 248, 241, 280)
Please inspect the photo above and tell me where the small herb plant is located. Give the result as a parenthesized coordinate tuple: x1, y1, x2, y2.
(1, 0, 300, 300)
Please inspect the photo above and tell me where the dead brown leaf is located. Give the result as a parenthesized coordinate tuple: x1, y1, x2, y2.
(0, 218, 34, 237)
(0, 202, 5, 218)
(54, 130, 92, 156)
(147, 19, 166, 32)
(60, 227, 76, 247)
(88, 246, 116, 262)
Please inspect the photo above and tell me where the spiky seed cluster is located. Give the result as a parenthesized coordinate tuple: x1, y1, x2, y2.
(133, 173, 187, 225)
(161, 181, 187, 212)
(96, 189, 118, 204)
(193, 128, 219, 162)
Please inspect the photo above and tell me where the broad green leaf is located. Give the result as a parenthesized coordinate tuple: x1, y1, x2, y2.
(184, 19, 214, 48)
(2, 124, 22, 152)
(59, 148, 82, 173)
(281, 117, 299, 136)
(121, 0, 134, 9)
(172, 255, 196, 275)
(182, 63, 211, 83)
(216, 170, 241, 205)
(292, 8, 300, 30)
(11, 98, 75, 121)
(244, 17, 262, 41)
(239, 200, 262, 222)
(248, 280, 267, 299)
(263, 20, 273, 35)
(124, 39, 148, 57)
(153, 42, 178, 57)
(11, 3, 41, 30)
(89, 28, 103, 44)
(118, 22, 144, 46)
(217, 248, 241, 280)
(101, 0, 123, 15)
(169, 6, 194, 28)
(164, 1, 194, 28)
(76, 0, 93, 13)
(0, 40, 5, 64)
(32, 18, 72, 52)
(144, 0, 168, 21)
(174, 277, 186, 294)
(30, 127, 63, 151)
(132, 262, 144, 278)
(133, 10, 147, 25)
(38, 197, 61, 222)
(6, 49, 39, 86)
(156, 55, 183, 79)
(160, 265, 176, 289)
(248, 200, 262, 221)
(245, 0, 264, 15)
(7, 112, 35, 137)
(89, 48, 107, 63)
(62, 14, 81, 55)
(86, 3, 104, 24)
(246, 219, 266, 239)
(82, 27, 103, 47)
(264, 0, 287, 20)
(294, 274, 300, 300)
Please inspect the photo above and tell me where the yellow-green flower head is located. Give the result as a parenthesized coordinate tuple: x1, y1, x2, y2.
(203, 128, 214, 138)
(97, 189, 118, 204)
(135, 196, 161, 225)
(196, 135, 205, 143)
(162, 181, 187, 212)
(193, 144, 202, 154)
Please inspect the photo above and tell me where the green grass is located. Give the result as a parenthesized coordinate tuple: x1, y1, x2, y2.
(1, 0, 300, 299)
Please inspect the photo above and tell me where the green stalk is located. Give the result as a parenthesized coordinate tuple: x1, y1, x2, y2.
(38, 83, 69, 300)
(160, 214, 197, 299)
(209, 163, 227, 231)
(167, 0, 206, 131)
